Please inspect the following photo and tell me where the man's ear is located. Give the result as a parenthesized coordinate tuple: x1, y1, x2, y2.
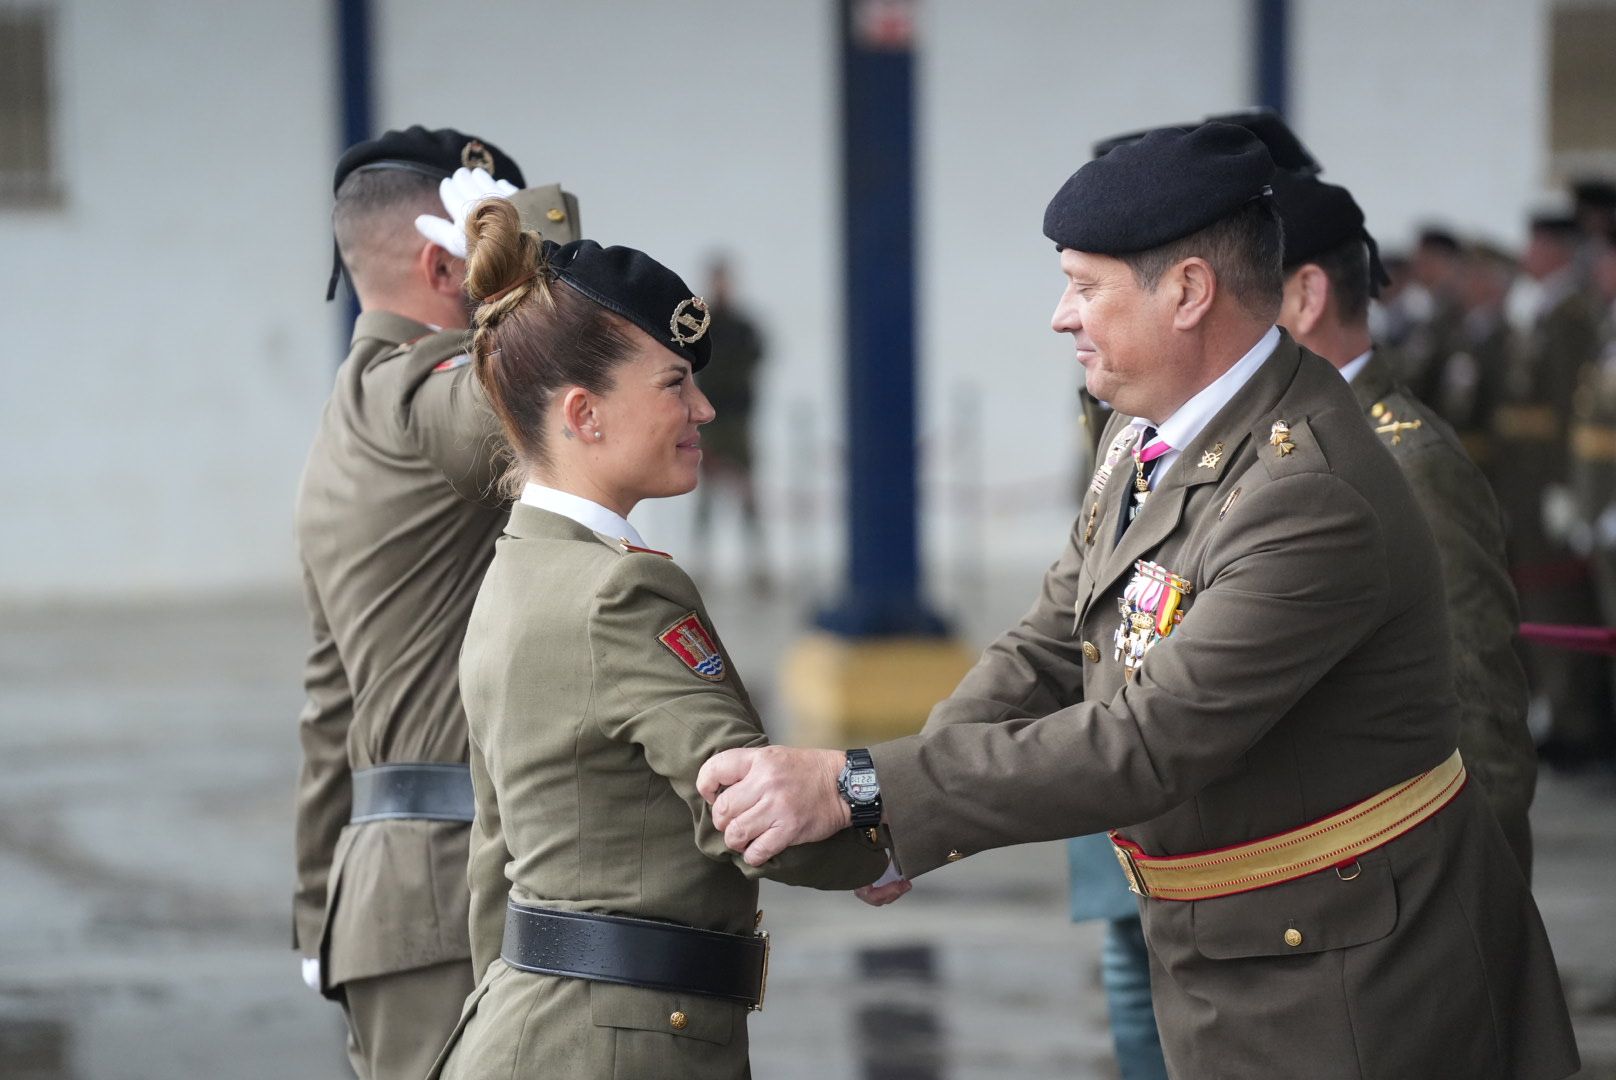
(418, 241, 467, 298)
(1170, 257, 1217, 330)
(1291, 264, 1330, 337)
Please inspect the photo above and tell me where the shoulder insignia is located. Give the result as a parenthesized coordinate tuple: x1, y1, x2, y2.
(1268, 420, 1297, 456)
(431, 353, 471, 374)
(619, 538, 673, 559)
(658, 612, 726, 681)
(1255, 415, 1326, 477)
(1369, 401, 1423, 446)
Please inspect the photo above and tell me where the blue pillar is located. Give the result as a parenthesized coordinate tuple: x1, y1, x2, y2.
(332, 0, 372, 324)
(1253, 0, 1290, 116)
(816, 0, 947, 638)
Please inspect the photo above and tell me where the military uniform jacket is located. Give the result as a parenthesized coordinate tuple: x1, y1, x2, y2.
(293, 310, 507, 989)
(434, 505, 885, 1080)
(870, 335, 1577, 1079)
(1349, 351, 1536, 876)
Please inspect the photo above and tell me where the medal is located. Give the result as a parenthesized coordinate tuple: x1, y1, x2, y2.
(1113, 560, 1193, 679)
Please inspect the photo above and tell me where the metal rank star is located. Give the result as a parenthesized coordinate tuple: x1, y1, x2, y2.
(1198, 442, 1224, 469)
(1269, 420, 1296, 457)
(1370, 402, 1423, 445)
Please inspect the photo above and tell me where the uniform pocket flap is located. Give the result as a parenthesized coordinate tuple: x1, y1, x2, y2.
(1191, 853, 1397, 960)
(588, 981, 736, 1046)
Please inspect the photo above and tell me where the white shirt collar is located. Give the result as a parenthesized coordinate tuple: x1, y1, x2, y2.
(1338, 348, 1375, 386)
(519, 483, 646, 548)
(1135, 325, 1280, 486)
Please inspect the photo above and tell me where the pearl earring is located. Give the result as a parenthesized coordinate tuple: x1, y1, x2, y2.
(594, 430, 604, 440)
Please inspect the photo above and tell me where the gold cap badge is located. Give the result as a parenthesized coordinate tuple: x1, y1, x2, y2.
(461, 139, 495, 172)
(670, 296, 712, 345)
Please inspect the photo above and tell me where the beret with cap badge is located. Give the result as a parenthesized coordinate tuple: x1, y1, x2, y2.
(543, 240, 713, 372)
(1044, 122, 1277, 255)
(333, 124, 526, 193)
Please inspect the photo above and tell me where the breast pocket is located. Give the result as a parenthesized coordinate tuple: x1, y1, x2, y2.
(1190, 850, 1398, 960)
(589, 981, 745, 1080)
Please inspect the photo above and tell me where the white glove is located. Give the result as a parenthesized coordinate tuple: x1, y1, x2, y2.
(1542, 484, 1591, 555)
(301, 956, 321, 993)
(414, 167, 518, 259)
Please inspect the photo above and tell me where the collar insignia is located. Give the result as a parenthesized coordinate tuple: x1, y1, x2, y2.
(1198, 442, 1224, 469)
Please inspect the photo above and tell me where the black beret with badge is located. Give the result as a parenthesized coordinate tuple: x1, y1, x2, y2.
(1268, 171, 1392, 295)
(1045, 122, 1277, 254)
(543, 240, 713, 372)
(333, 124, 526, 192)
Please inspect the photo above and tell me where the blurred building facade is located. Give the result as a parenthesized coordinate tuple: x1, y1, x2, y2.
(0, 0, 1601, 601)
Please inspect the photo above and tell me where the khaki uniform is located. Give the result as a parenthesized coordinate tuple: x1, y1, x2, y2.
(1349, 351, 1536, 875)
(293, 311, 506, 1078)
(870, 336, 1578, 1078)
(1428, 310, 1515, 467)
(1493, 287, 1608, 748)
(1570, 314, 1616, 753)
(432, 505, 886, 1079)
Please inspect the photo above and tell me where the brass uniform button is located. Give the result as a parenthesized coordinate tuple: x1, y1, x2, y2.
(670, 1011, 689, 1030)
(1284, 928, 1303, 948)
(945, 849, 965, 863)
(546, 208, 566, 222)
(1082, 641, 1100, 663)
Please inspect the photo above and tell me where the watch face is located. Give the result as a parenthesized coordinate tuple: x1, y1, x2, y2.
(846, 768, 879, 803)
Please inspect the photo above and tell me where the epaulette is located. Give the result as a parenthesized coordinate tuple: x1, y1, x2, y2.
(619, 538, 673, 559)
(1255, 415, 1327, 477)
(1368, 398, 1433, 450)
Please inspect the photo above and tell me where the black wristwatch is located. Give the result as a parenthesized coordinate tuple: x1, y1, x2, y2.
(836, 748, 883, 829)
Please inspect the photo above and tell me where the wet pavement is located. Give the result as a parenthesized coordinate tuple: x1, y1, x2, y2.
(2, 586, 1613, 1079)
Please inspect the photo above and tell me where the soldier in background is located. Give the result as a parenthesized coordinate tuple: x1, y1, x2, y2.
(1396, 227, 1465, 397)
(1565, 231, 1616, 765)
(1495, 213, 1610, 766)
(692, 255, 771, 590)
(1428, 243, 1519, 466)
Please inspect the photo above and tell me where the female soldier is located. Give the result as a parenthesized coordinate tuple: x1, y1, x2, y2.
(429, 199, 887, 1080)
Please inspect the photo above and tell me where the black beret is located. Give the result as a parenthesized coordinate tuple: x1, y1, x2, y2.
(1203, 108, 1322, 176)
(333, 125, 526, 193)
(1270, 171, 1391, 295)
(1089, 123, 1185, 159)
(1045, 122, 1276, 255)
(545, 240, 713, 372)
(1571, 178, 1616, 210)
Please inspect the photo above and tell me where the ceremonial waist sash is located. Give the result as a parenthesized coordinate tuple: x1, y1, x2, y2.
(1110, 750, 1466, 901)
(1492, 404, 1558, 442)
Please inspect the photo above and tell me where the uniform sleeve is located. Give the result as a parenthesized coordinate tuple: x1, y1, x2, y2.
(590, 557, 886, 890)
(922, 520, 1088, 733)
(1403, 444, 1536, 868)
(870, 473, 1390, 878)
(465, 732, 513, 982)
(292, 564, 354, 957)
(404, 356, 510, 508)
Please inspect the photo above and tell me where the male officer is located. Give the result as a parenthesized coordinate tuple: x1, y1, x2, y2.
(1496, 213, 1609, 763)
(698, 124, 1578, 1078)
(1268, 169, 1537, 875)
(294, 125, 580, 1079)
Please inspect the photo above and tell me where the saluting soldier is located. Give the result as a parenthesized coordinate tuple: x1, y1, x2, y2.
(293, 125, 581, 1079)
(699, 124, 1579, 1078)
(1495, 213, 1609, 764)
(1267, 168, 1537, 874)
(428, 201, 886, 1079)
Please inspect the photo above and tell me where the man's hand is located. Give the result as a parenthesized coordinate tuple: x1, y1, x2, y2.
(855, 879, 912, 906)
(697, 746, 850, 866)
(414, 167, 519, 258)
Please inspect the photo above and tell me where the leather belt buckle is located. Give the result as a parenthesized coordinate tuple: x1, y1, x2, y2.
(750, 929, 770, 1012)
(1111, 837, 1151, 898)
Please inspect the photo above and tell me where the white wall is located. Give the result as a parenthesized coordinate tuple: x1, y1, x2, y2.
(0, 0, 1556, 602)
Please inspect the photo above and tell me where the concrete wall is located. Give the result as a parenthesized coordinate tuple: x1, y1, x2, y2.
(0, 0, 1554, 602)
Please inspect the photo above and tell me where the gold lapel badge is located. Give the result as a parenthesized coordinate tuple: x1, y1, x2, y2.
(1083, 500, 1101, 545)
(461, 139, 496, 172)
(1370, 402, 1423, 445)
(1269, 420, 1296, 457)
(1198, 442, 1224, 469)
(670, 296, 712, 345)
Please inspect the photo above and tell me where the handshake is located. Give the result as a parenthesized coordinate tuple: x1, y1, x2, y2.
(697, 745, 911, 907)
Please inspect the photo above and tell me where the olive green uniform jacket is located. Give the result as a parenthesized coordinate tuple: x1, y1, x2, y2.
(293, 311, 506, 991)
(1572, 313, 1616, 634)
(1349, 351, 1536, 876)
(432, 505, 886, 1080)
(870, 336, 1577, 1079)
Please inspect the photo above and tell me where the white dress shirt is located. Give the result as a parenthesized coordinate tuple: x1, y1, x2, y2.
(519, 483, 647, 548)
(1134, 325, 1282, 489)
(1338, 348, 1374, 387)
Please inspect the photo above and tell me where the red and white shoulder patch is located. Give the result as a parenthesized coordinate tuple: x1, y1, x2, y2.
(658, 612, 726, 682)
(431, 353, 471, 373)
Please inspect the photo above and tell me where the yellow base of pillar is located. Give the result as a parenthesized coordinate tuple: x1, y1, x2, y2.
(781, 632, 978, 747)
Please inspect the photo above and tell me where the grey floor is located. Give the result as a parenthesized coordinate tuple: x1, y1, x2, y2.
(2, 583, 1613, 1079)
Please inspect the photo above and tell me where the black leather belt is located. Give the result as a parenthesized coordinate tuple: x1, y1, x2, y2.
(349, 763, 475, 824)
(500, 901, 770, 1010)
